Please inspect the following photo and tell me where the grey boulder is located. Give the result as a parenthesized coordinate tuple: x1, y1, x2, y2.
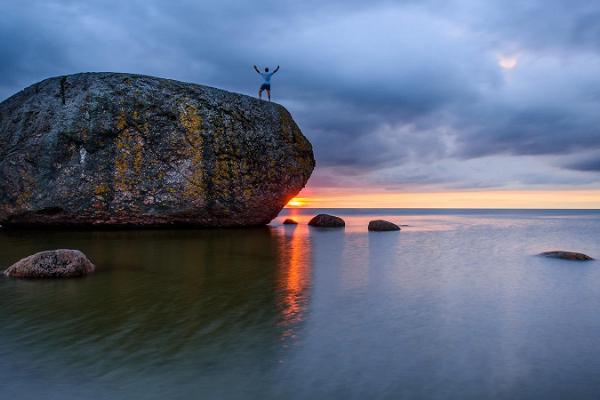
(308, 214, 345, 228)
(0, 73, 315, 227)
(4, 249, 96, 279)
(368, 220, 401, 231)
(539, 251, 593, 261)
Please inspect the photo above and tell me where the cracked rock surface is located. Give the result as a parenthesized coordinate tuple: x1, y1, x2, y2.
(0, 73, 314, 227)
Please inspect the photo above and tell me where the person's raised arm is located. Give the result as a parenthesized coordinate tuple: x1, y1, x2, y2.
(253, 65, 260, 74)
(273, 65, 280, 74)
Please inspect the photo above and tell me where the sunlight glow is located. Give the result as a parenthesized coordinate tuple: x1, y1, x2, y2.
(498, 54, 518, 69)
(286, 197, 309, 207)
(290, 189, 600, 209)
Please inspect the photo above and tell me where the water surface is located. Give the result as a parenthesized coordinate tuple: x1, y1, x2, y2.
(1, 209, 599, 399)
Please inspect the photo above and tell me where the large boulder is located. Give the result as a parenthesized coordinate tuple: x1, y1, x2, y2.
(308, 214, 345, 228)
(0, 73, 314, 227)
(539, 251, 593, 261)
(4, 249, 95, 279)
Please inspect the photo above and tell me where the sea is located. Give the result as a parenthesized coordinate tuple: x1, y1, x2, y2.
(1, 208, 599, 399)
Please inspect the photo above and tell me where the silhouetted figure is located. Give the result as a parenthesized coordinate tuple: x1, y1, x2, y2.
(254, 65, 279, 101)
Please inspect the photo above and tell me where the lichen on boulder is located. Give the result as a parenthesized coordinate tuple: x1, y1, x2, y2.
(0, 73, 315, 227)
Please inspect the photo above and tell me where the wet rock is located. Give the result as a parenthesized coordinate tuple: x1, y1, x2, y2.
(308, 214, 345, 228)
(368, 220, 401, 231)
(539, 251, 594, 261)
(4, 249, 96, 278)
(283, 218, 298, 225)
(0, 73, 314, 227)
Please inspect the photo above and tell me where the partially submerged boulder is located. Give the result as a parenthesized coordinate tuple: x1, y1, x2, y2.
(308, 214, 345, 228)
(539, 251, 594, 261)
(0, 73, 314, 227)
(283, 218, 298, 225)
(368, 220, 401, 231)
(4, 249, 96, 278)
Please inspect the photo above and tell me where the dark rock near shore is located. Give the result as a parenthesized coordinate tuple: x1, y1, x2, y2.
(308, 214, 345, 228)
(368, 220, 401, 231)
(539, 251, 593, 261)
(4, 249, 95, 278)
(0, 73, 314, 227)
(283, 218, 298, 225)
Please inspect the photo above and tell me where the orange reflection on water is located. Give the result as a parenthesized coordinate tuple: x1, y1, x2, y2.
(277, 225, 311, 339)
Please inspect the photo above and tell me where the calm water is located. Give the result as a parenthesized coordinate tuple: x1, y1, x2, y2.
(1, 209, 600, 399)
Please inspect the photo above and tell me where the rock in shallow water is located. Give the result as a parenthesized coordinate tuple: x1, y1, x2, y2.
(368, 220, 401, 231)
(308, 214, 345, 228)
(0, 73, 315, 227)
(539, 251, 594, 261)
(4, 249, 95, 278)
(283, 218, 298, 225)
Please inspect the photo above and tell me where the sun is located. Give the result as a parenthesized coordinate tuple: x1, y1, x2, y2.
(497, 54, 518, 70)
(286, 197, 308, 207)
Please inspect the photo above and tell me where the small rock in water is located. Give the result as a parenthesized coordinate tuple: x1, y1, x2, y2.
(368, 220, 401, 231)
(4, 249, 96, 279)
(308, 214, 345, 228)
(539, 251, 593, 261)
(283, 218, 298, 225)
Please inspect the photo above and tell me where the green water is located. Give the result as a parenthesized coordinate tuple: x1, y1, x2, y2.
(2, 209, 600, 399)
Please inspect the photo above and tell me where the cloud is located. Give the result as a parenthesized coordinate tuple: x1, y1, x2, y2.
(0, 0, 599, 190)
(566, 157, 600, 172)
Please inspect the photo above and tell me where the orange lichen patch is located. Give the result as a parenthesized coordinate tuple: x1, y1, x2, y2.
(113, 131, 130, 192)
(95, 184, 109, 195)
(178, 104, 205, 201)
(116, 112, 127, 131)
(13, 166, 35, 209)
(112, 108, 148, 195)
(133, 138, 144, 174)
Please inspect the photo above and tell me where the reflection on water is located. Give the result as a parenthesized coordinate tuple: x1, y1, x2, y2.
(1, 209, 600, 399)
(276, 225, 311, 340)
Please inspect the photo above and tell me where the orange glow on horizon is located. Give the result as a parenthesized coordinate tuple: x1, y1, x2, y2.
(286, 197, 309, 207)
(285, 188, 600, 209)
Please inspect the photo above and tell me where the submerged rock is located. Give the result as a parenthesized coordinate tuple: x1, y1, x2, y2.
(539, 251, 594, 261)
(283, 218, 298, 225)
(0, 73, 314, 227)
(4, 249, 95, 278)
(368, 220, 401, 231)
(308, 214, 345, 228)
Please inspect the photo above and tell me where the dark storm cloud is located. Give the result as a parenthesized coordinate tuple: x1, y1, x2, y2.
(1, 0, 599, 188)
(566, 158, 600, 172)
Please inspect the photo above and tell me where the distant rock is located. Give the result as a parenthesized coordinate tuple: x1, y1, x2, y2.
(4, 249, 96, 278)
(0, 73, 314, 227)
(308, 214, 345, 228)
(368, 220, 401, 231)
(539, 251, 594, 261)
(283, 218, 298, 225)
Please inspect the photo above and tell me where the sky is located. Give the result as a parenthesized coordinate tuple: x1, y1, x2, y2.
(2, 0, 600, 208)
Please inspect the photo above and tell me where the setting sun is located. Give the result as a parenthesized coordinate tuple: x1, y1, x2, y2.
(286, 197, 309, 207)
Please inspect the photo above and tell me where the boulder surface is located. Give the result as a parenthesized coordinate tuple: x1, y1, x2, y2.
(308, 214, 345, 228)
(283, 218, 298, 225)
(539, 251, 593, 261)
(0, 73, 314, 227)
(4, 249, 95, 278)
(368, 220, 401, 231)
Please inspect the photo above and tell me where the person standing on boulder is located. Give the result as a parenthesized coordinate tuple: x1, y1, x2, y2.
(254, 65, 279, 101)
